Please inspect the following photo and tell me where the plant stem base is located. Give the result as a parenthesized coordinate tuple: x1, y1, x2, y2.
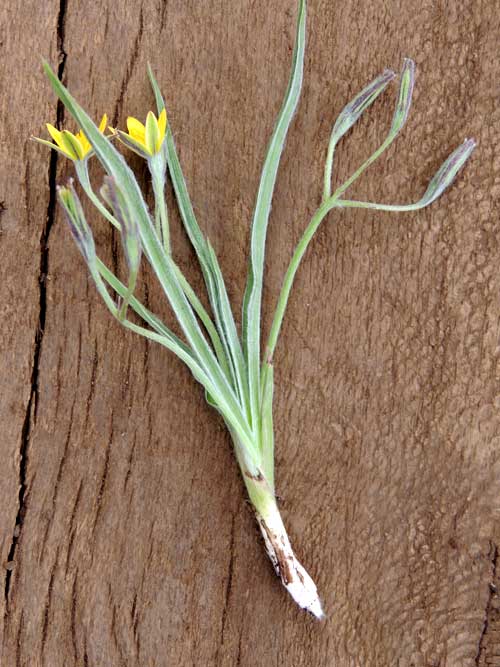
(255, 503, 324, 619)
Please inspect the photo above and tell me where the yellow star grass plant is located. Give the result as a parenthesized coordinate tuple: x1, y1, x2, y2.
(37, 0, 475, 619)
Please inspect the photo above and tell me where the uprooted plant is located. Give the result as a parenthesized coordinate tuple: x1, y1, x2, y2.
(34, 0, 474, 618)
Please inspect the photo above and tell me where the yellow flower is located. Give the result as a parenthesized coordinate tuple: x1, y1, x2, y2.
(114, 109, 167, 158)
(33, 114, 108, 161)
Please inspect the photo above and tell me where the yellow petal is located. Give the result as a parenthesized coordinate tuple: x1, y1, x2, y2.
(98, 113, 108, 133)
(76, 114, 108, 157)
(61, 130, 84, 160)
(157, 108, 167, 140)
(126, 116, 146, 145)
(46, 123, 64, 147)
(46, 124, 76, 159)
(145, 111, 160, 154)
(75, 129, 92, 156)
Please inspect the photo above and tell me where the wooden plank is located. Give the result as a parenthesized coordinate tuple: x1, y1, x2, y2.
(0, 0, 61, 652)
(1, 0, 499, 665)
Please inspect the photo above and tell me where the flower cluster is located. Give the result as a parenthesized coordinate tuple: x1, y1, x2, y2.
(33, 110, 167, 162)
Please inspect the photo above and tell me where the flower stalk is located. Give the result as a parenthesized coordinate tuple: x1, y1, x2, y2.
(34, 0, 474, 619)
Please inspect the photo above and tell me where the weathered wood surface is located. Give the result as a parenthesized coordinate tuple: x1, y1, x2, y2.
(1, 1, 499, 665)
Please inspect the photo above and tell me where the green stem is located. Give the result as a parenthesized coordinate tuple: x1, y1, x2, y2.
(260, 360, 275, 490)
(266, 130, 400, 376)
(91, 256, 258, 461)
(117, 269, 138, 321)
(264, 195, 340, 368)
(330, 133, 395, 202)
(231, 430, 274, 508)
(336, 198, 423, 212)
(323, 137, 338, 202)
(151, 167, 170, 253)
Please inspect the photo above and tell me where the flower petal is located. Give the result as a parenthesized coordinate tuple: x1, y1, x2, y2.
(98, 113, 108, 133)
(157, 108, 167, 140)
(61, 130, 84, 160)
(145, 110, 160, 155)
(32, 136, 72, 158)
(75, 129, 92, 156)
(115, 129, 152, 158)
(126, 116, 146, 145)
(46, 123, 64, 147)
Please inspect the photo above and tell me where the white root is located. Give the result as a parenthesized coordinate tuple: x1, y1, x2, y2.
(256, 504, 324, 619)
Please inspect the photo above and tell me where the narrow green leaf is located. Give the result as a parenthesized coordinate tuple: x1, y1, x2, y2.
(173, 264, 232, 380)
(242, 0, 306, 428)
(148, 64, 250, 413)
(147, 64, 208, 266)
(206, 239, 250, 413)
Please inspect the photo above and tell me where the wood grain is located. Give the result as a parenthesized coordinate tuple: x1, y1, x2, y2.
(1, 1, 499, 665)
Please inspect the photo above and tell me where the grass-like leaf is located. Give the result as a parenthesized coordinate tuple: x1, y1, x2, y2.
(242, 0, 306, 431)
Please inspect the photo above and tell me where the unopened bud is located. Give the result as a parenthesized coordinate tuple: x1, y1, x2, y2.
(57, 180, 95, 263)
(419, 138, 476, 206)
(330, 69, 395, 143)
(390, 58, 415, 135)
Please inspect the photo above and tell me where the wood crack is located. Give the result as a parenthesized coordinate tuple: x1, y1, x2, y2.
(131, 592, 140, 659)
(41, 548, 59, 658)
(65, 480, 84, 574)
(70, 570, 79, 662)
(3, 0, 68, 609)
(83, 339, 98, 432)
(123, 431, 137, 492)
(90, 408, 114, 541)
(474, 541, 498, 666)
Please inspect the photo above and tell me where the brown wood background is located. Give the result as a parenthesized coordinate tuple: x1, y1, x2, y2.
(1, 1, 499, 665)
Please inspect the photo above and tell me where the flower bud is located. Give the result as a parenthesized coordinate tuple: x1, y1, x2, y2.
(57, 180, 96, 263)
(330, 69, 395, 143)
(419, 138, 476, 206)
(390, 58, 415, 135)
